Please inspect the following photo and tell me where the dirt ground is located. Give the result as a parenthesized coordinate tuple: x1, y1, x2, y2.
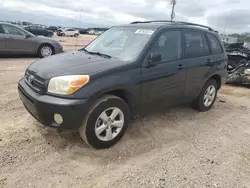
(0, 37, 250, 188)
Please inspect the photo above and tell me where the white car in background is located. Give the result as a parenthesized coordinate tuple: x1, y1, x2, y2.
(57, 28, 79, 37)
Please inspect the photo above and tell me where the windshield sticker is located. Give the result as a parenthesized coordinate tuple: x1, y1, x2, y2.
(135, 30, 154, 35)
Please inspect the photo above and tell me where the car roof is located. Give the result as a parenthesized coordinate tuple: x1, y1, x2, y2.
(0, 22, 17, 26)
(118, 21, 217, 34)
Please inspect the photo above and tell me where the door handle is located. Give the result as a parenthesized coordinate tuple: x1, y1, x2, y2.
(177, 64, 183, 70)
(206, 59, 212, 65)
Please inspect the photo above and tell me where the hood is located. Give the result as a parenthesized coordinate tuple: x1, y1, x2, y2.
(28, 51, 126, 79)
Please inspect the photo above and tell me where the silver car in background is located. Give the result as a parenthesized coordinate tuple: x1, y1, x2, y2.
(0, 22, 63, 58)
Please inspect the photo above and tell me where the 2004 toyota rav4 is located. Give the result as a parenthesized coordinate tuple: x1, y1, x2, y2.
(18, 21, 227, 149)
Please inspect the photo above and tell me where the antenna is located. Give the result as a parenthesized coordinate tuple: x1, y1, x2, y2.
(170, 0, 177, 22)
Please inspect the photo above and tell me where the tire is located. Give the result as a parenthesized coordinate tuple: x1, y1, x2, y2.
(74, 33, 79, 37)
(193, 79, 218, 111)
(79, 95, 130, 149)
(38, 44, 54, 58)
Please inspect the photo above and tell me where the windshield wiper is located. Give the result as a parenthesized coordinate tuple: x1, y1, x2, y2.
(90, 51, 112, 59)
(80, 48, 90, 53)
(79, 48, 111, 59)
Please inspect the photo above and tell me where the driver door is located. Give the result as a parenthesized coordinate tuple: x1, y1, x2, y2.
(2, 24, 37, 54)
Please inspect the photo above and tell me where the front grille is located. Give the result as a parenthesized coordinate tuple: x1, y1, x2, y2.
(25, 71, 46, 94)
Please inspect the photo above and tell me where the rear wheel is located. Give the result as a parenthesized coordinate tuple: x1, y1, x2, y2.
(74, 33, 79, 37)
(193, 79, 218, 111)
(38, 44, 54, 58)
(79, 95, 130, 149)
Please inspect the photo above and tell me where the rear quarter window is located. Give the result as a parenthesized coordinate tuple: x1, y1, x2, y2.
(184, 31, 209, 58)
(206, 33, 223, 54)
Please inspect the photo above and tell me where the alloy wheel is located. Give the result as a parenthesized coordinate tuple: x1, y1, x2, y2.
(41, 46, 52, 57)
(203, 85, 216, 107)
(95, 107, 124, 141)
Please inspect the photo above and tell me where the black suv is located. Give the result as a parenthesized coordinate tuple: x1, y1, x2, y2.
(18, 21, 227, 149)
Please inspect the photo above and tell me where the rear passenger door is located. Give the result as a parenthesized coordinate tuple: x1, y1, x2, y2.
(141, 30, 187, 106)
(183, 29, 213, 99)
(66, 29, 74, 36)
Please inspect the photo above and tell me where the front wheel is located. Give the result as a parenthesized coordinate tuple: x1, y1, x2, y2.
(38, 45, 54, 58)
(74, 33, 79, 37)
(79, 95, 130, 149)
(193, 79, 218, 111)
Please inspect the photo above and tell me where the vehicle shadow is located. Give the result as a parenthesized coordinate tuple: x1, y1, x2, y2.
(0, 54, 39, 59)
(39, 100, 228, 164)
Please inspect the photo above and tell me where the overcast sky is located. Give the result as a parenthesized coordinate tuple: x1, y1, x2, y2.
(0, 0, 249, 33)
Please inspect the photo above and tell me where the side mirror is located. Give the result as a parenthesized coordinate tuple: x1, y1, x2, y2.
(148, 52, 162, 65)
(25, 34, 31, 38)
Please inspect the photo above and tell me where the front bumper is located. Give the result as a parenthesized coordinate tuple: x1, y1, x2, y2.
(18, 78, 91, 129)
(54, 44, 63, 54)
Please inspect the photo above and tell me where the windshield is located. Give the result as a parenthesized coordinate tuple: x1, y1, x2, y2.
(85, 27, 155, 61)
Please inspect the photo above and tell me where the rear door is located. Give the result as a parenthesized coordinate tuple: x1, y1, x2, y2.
(67, 29, 76, 36)
(141, 29, 187, 106)
(183, 29, 213, 99)
(66, 29, 72, 36)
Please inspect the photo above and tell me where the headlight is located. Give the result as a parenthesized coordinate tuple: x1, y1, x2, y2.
(48, 75, 89, 95)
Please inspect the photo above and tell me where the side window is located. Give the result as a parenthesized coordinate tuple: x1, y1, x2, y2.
(184, 31, 209, 58)
(151, 30, 182, 62)
(206, 33, 223, 54)
(2, 25, 26, 36)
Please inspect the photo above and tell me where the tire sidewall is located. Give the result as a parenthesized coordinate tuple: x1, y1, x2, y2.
(198, 80, 218, 111)
(82, 97, 130, 149)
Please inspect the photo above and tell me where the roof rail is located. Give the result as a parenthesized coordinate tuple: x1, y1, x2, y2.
(130, 20, 215, 31)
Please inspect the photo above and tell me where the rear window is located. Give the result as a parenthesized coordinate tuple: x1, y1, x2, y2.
(184, 31, 209, 58)
(206, 33, 223, 54)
